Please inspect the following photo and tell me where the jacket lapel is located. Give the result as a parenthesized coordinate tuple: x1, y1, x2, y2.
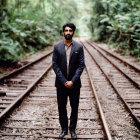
(62, 40, 67, 63)
(61, 40, 68, 76)
(70, 41, 76, 60)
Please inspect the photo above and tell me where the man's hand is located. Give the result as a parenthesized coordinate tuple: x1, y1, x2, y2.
(64, 81, 74, 89)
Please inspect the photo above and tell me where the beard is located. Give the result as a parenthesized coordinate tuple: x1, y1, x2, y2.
(64, 34, 73, 40)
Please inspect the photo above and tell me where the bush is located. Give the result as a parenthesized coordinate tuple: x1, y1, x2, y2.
(89, 0, 140, 59)
(0, 5, 59, 65)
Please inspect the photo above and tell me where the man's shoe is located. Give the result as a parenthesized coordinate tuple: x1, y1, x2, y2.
(70, 131, 77, 139)
(59, 130, 68, 138)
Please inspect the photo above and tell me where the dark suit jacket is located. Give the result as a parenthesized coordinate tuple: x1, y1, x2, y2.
(52, 40, 85, 88)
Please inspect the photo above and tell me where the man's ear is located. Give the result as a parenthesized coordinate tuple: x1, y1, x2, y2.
(60, 30, 63, 36)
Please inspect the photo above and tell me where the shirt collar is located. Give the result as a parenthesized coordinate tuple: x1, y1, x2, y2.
(64, 40, 73, 47)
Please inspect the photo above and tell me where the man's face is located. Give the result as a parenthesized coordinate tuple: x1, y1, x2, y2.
(63, 26, 74, 40)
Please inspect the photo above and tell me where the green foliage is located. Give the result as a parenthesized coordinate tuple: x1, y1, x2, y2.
(0, 12, 58, 64)
(89, 0, 140, 59)
(0, 0, 79, 65)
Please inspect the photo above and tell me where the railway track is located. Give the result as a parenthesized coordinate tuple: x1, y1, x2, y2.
(81, 40, 140, 129)
(0, 51, 52, 122)
(0, 67, 112, 138)
(0, 40, 139, 139)
(0, 47, 112, 139)
(86, 41, 140, 89)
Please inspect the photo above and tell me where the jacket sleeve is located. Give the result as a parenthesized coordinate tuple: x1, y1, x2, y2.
(71, 45, 85, 83)
(52, 45, 67, 85)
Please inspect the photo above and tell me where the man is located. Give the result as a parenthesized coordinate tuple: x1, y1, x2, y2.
(52, 23, 85, 138)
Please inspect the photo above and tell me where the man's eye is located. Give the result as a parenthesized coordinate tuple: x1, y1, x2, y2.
(65, 30, 73, 32)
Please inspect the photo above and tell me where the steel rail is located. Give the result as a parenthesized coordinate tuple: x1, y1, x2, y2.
(81, 41, 140, 130)
(85, 66, 112, 140)
(88, 41, 140, 72)
(0, 63, 52, 125)
(0, 67, 108, 139)
(0, 50, 53, 83)
(86, 41, 140, 89)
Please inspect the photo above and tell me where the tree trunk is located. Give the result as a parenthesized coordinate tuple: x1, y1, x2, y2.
(0, 0, 7, 21)
(1, 0, 7, 7)
(15, 0, 22, 9)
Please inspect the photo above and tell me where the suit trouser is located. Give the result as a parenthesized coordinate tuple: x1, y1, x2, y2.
(56, 87, 80, 132)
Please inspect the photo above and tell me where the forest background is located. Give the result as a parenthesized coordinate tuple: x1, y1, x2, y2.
(0, 0, 140, 66)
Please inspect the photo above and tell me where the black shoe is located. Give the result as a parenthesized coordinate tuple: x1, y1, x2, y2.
(70, 131, 77, 139)
(59, 130, 68, 138)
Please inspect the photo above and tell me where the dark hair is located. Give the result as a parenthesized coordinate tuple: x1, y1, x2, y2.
(62, 23, 76, 32)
